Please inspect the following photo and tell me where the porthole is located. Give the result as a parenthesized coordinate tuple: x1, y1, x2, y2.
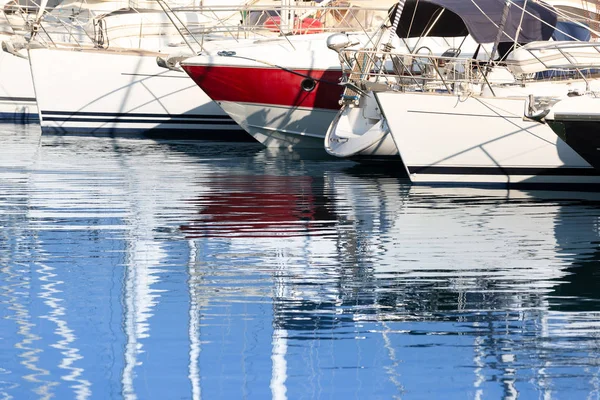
(301, 78, 316, 92)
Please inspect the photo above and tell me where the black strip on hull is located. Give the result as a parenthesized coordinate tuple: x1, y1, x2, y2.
(548, 120, 600, 170)
(0, 96, 37, 102)
(407, 165, 600, 176)
(42, 116, 239, 125)
(41, 110, 233, 119)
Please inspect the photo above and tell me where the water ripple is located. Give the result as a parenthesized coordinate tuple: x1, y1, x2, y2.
(1, 126, 600, 398)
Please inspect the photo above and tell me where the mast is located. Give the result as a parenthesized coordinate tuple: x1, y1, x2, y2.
(489, 0, 512, 62)
(593, 0, 600, 39)
(385, 0, 405, 51)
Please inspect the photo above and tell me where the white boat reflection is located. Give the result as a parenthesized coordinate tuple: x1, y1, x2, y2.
(0, 130, 92, 399)
(325, 168, 600, 398)
(2, 132, 600, 398)
(181, 160, 600, 398)
(0, 134, 215, 398)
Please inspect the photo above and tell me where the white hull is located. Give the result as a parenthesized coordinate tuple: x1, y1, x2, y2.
(376, 92, 600, 187)
(546, 95, 600, 121)
(182, 31, 478, 149)
(218, 101, 337, 149)
(29, 48, 245, 139)
(0, 40, 37, 122)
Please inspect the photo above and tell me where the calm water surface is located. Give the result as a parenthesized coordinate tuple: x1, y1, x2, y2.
(2, 125, 600, 399)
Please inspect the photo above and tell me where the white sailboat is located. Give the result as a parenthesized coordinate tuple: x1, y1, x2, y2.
(0, 0, 45, 122)
(27, 0, 250, 138)
(27, 0, 385, 139)
(180, 0, 476, 149)
(324, 0, 600, 188)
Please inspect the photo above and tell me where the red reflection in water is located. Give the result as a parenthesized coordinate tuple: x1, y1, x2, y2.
(180, 175, 336, 238)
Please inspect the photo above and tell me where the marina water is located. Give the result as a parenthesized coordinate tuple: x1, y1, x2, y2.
(2, 124, 600, 399)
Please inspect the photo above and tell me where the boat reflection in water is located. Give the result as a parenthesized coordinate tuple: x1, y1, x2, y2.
(181, 161, 600, 398)
(1, 131, 600, 398)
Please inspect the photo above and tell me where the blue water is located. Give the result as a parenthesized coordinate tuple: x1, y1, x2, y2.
(2, 124, 600, 399)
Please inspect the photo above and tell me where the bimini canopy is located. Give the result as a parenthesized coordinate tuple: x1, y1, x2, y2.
(390, 0, 557, 43)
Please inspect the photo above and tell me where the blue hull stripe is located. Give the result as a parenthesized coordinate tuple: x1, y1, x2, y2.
(0, 111, 39, 123)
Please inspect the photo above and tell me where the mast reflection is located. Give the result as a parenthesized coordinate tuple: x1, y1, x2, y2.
(3, 131, 600, 398)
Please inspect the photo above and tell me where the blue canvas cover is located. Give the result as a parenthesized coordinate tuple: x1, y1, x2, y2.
(391, 0, 558, 43)
(552, 20, 591, 41)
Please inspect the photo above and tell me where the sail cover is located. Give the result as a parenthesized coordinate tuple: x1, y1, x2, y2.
(390, 0, 557, 43)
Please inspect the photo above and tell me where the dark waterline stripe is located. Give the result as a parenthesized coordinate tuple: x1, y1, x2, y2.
(0, 96, 37, 102)
(408, 165, 600, 176)
(0, 111, 39, 123)
(41, 110, 233, 119)
(42, 117, 240, 125)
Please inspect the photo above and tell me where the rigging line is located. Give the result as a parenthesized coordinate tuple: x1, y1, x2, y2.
(469, 0, 585, 44)
(204, 1, 260, 44)
(387, 0, 404, 50)
(507, 0, 597, 40)
(298, 0, 334, 20)
(154, 0, 204, 53)
(469, 0, 503, 36)
(514, 0, 527, 47)
(411, 8, 446, 54)
(407, 0, 429, 53)
(557, 8, 599, 25)
(376, 1, 405, 76)
(331, 4, 379, 49)
(407, 0, 419, 39)
(269, 2, 296, 51)
(533, 0, 600, 38)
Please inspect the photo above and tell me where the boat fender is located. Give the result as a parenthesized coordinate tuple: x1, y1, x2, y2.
(1, 41, 27, 59)
(156, 56, 183, 72)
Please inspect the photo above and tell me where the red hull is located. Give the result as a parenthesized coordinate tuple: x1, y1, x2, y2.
(182, 65, 343, 110)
